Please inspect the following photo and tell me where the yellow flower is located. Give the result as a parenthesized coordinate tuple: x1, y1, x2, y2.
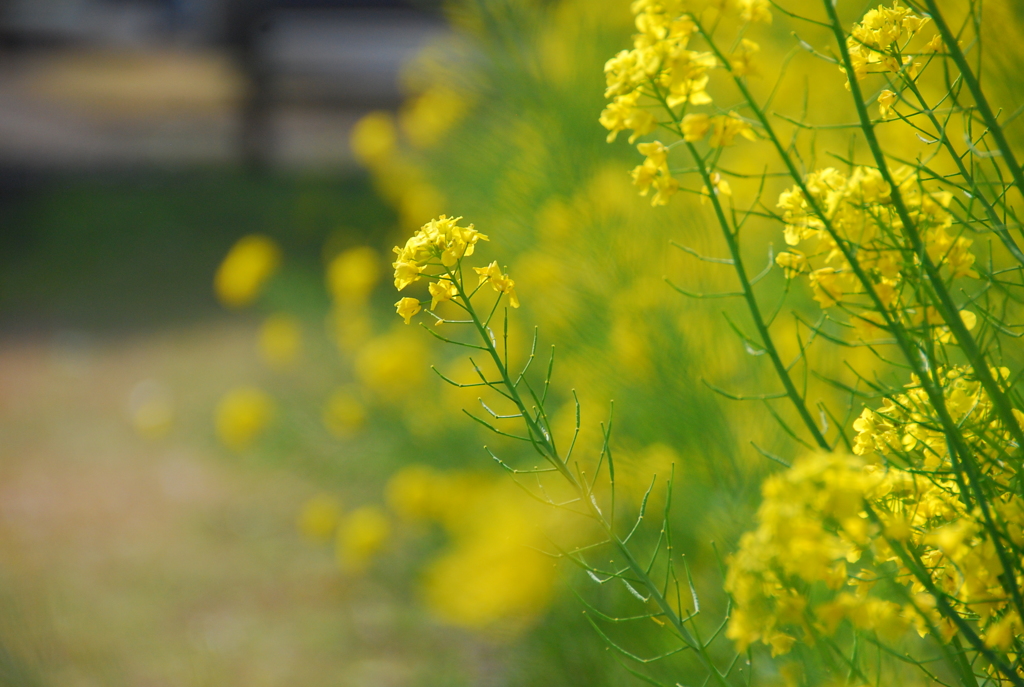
(664, 51, 717, 108)
(386, 465, 443, 521)
(775, 250, 809, 278)
(842, 3, 929, 85)
(215, 386, 273, 451)
(350, 111, 397, 167)
(322, 388, 366, 438)
(355, 330, 427, 403)
(681, 113, 710, 142)
(336, 506, 390, 572)
(326, 246, 380, 305)
(631, 140, 672, 198)
(428, 278, 458, 310)
(700, 172, 731, 205)
(730, 39, 761, 77)
(214, 234, 281, 308)
(258, 313, 302, 369)
(599, 91, 657, 143)
(651, 174, 680, 206)
(392, 216, 489, 289)
(709, 112, 757, 147)
(878, 89, 897, 119)
(297, 494, 343, 543)
(739, 0, 772, 24)
(395, 297, 422, 324)
(400, 86, 468, 149)
(473, 261, 520, 308)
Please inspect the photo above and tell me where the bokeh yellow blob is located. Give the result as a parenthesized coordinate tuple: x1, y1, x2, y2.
(400, 86, 468, 149)
(421, 493, 556, 630)
(349, 111, 397, 167)
(326, 246, 380, 305)
(259, 313, 302, 369)
(322, 388, 366, 438)
(336, 506, 390, 572)
(354, 329, 428, 403)
(214, 234, 281, 308)
(297, 493, 343, 543)
(215, 386, 274, 451)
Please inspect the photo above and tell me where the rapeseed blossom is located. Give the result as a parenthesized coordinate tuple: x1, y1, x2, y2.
(322, 387, 366, 438)
(385, 466, 559, 630)
(326, 246, 380, 305)
(392, 215, 488, 290)
(258, 313, 302, 369)
(729, 367, 1024, 658)
(298, 494, 343, 543)
(774, 165, 974, 330)
(601, 0, 764, 207)
(842, 2, 929, 85)
(215, 386, 274, 451)
(336, 506, 390, 572)
(214, 234, 281, 308)
(349, 111, 397, 167)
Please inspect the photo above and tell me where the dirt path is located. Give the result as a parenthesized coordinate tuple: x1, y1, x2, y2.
(0, 323, 414, 687)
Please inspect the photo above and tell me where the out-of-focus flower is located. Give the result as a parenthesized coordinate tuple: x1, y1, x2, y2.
(322, 388, 366, 438)
(259, 313, 302, 369)
(421, 492, 556, 629)
(326, 246, 380, 305)
(400, 86, 469, 149)
(395, 297, 422, 324)
(730, 39, 761, 77)
(681, 113, 711, 142)
(215, 386, 274, 451)
(473, 261, 520, 308)
(709, 112, 757, 147)
(355, 330, 428, 402)
(386, 465, 444, 521)
(350, 111, 397, 167)
(336, 506, 390, 572)
(878, 89, 897, 118)
(214, 235, 281, 308)
(298, 494, 343, 543)
(739, 0, 772, 24)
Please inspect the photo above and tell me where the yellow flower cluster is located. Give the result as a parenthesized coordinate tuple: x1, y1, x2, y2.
(393, 215, 489, 290)
(729, 379, 1024, 659)
(214, 234, 281, 308)
(775, 166, 976, 335)
(297, 494, 390, 573)
(392, 216, 519, 325)
(854, 365, 1023, 482)
(215, 386, 274, 451)
(386, 465, 560, 630)
(843, 2, 929, 85)
(726, 452, 896, 656)
(602, 1, 762, 206)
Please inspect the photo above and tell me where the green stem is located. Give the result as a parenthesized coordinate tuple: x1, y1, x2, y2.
(821, 0, 1024, 672)
(449, 268, 731, 687)
(901, 78, 1024, 265)
(922, 0, 1024, 212)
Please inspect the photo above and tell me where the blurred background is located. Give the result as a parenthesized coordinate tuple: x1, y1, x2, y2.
(5, 0, 1022, 685)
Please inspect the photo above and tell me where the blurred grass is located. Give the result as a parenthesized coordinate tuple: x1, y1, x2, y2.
(0, 170, 394, 331)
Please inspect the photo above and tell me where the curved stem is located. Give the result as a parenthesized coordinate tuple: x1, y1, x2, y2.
(449, 267, 731, 686)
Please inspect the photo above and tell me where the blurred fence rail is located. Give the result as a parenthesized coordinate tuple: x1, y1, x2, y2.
(0, 0, 447, 170)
